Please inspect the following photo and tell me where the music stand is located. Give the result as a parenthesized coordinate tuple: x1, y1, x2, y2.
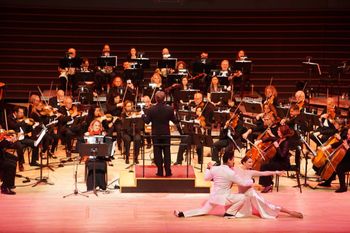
(130, 58, 150, 69)
(79, 143, 111, 196)
(302, 60, 321, 88)
(97, 56, 117, 67)
(232, 60, 252, 74)
(213, 110, 230, 126)
(243, 101, 262, 114)
(211, 91, 230, 104)
(192, 62, 212, 74)
(59, 57, 82, 69)
(178, 110, 196, 122)
(32, 126, 55, 187)
(157, 58, 177, 69)
(179, 89, 198, 103)
(166, 73, 185, 86)
(123, 68, 143, 86)
(123, 116, 144, 169)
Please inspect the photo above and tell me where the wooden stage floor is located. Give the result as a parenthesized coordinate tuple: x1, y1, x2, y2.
(1, 145, 350, 233)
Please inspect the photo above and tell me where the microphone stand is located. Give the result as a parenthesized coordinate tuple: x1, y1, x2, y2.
(63, 155, 89, 198)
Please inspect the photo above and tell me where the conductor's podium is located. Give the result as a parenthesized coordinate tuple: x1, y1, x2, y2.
(120, 165, 210, 193)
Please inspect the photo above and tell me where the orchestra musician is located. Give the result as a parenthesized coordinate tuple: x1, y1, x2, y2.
(126, 47, 138, 60)
(7, 106, 40, 170)
(317, 127, 350, 192)
(57, 96, 84, 158)
(49, 89, 65, 109)
(280, 104, 308, 170)
(142, 96, 153, 149)
(121, 100, 142, 164)
(242, 103, 279, 143)
(84, 120, 107, 191)
(28, 93, 41, 115)
(30, 101, 59, 159)
(174, 105, 207, 166)
(142, 91, 178, 177)
(0, 130, 17, 195)
(207, 76, 228, 107)
(211, 107, 247, 165)
(294, 90, 306, 111)
(58, 48, 79, 92)
(95, 44, 117, 93)
(257, 125, 295, 193)
(191, 51, 213, 90)
(230, 50, 249, 94)
(310, 97, 341, 146)
(263, 85, 279, 107)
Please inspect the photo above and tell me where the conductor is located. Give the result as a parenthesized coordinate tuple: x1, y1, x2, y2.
(142, 91, 178, 177)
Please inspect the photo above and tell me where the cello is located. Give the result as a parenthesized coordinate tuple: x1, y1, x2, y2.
(312, 135, 339, 168)
(320, 140, 348, 181)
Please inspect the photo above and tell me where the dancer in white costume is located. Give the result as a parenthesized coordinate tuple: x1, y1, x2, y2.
(174, 151, 253, 218)
(224, 156, 303, 219)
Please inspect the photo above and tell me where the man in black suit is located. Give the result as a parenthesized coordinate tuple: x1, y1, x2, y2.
(142, 91, 178, 177)
(48, 89, 65, 109)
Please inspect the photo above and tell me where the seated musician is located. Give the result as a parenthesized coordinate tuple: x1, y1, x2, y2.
(7, 106, 40, 170)
(58, 48, 78, 92)
(49, 89, 65, 109)
(30, 101, 59, 159)
(242, 103, 279, 143)
(257, 125, 295, 193)
(191, 51, 213, 90)
(167, 76, 191, 110)
(294, 90, 306, 111)
(174, 105, 207, 166)
(318, 127, 350, 193)
(263, 85, 279, 107)
(28, 93, 41, 114)
(142, 96, 153, 149)
(84, 120, 107, 191)
(310, 97, 341, 146)
(121, 101, 142, 164)
(57, 97, 84, 158)
(151, 71, 163, 89)
(280, 104, 308, 170)
(0, 130, 17, 195)
(95, 44, 117, 93)
(211, 107, 247, 165)
(126, 47, 138, 60)
(207, 76, 228, 107)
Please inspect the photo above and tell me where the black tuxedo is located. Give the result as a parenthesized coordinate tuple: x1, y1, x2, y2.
(142, 103, 177, 176)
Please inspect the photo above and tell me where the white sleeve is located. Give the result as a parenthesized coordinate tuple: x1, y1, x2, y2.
(204, 169, 213, 181)
(229, 170, 253, 187)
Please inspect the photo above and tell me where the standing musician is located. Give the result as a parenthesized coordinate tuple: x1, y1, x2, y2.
(121, 101, 142, 164)
(263, 85, 279, 107)
(257, 125, 295, 193)
(57, 97, 84, 158)
(49, 89, 65, 109)
(318, 127, 350, 193)
(84, 120, 107, 191)
(0, 130, 17, 195)
(95, 44, 117, 93)
(7, 106, 40, 170)
(142, 91, 179, 177)
(211, 107, 247, 165)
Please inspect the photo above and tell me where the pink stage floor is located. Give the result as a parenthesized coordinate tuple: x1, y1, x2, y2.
(1, 187, 349, 233)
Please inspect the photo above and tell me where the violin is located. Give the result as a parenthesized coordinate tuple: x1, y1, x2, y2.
(0, 130, 17, 142)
